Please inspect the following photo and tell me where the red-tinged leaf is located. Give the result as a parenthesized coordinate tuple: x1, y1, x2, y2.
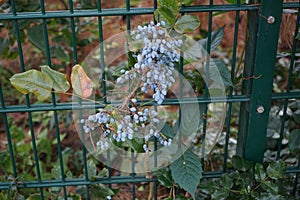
(71, 64, 93, 98)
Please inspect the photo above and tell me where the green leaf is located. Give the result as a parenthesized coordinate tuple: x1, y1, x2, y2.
(174, 15, 200, 34)
(159, 122, 175, 138)
(41, 65, 70, 93)
(51, 165, 62, 179)
(225, 0, 246, 4)
(232, 155, 254, 172)
(27, 25, 45, 51)
(261, 181, 278, 194)
(179, 0, 194, 6)
(87, 160, 97, 180)
(177, 103, 203, 139)
(152, 168, 174, 188)
(289, 129, 300, 151)
(90, 184, 116, 199)
(128, 137, 144, 153)
(211, 188, 230, 200)
(50, 45, 69, 62)
(158, 0, 179, 16)
(255, 164, 266, 181)
(170, 149, 202, 199)
(154, 7, 176, 30)
(26, 193, 43, 200)
(220, 174, 233, 189)
(209, 59, 233, 88)
(198, 26, 225, 52)
(10, 70, 53, 100)
(266, 160, 286, 180)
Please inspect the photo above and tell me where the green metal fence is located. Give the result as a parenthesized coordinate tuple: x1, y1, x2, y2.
(0, 0, 300, 199)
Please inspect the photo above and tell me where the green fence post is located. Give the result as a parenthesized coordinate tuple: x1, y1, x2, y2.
(238, 0, 283, 163)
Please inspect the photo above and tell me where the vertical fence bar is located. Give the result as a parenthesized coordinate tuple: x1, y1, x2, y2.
(201, 0, 214, 165)
(9, 0, 44, 198)
(67, 1, 90, 198)
(236, 0, 258, 158)
(223, 0, 240, 172)
(39, 0, 68, 198)
(242, 0, 283, 163)
(0, 84, 17, 178)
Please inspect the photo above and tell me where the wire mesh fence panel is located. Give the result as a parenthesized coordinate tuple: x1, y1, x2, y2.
(0, 0, 299, 199)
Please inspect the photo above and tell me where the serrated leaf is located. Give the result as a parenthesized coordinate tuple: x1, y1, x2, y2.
(174, 15, 200, 34)
(209, 59, 233, 88)
(266, 160, 286, 180)
(198, 26, 225, 52)
(289, 129, 300, 151)
(71, 64, 93, 98)
(154, 7, 176, 30)
(232, 155, 254, 172)
(10, 69, 53, 100)
(41, 65, 70, 93)
(27, 25, 45, 51)
(170, 149, 202, 199)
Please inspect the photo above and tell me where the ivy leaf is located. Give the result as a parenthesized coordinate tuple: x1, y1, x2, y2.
(288, 129, 300, 151)
(154, 7, 176, 30)
(261, 181, 278, 194)
(211, 188, 230, 200)
(266, 160, 286, 180)
(10, 69, 53, 100)
(71, 64, 93, 98)
(170, 149, 202, 199)
(41, 65, 70, 93)
(198, 26, 225, 52)
(232, 155, 254, 172)
(255, 164, 266, 181)
(27, 25, 45, 51)
(174, 15, 200, 34)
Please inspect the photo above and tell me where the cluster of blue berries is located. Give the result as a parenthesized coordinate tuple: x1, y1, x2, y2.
(118, 21, 182, 104)
(82, 98, 171, 152)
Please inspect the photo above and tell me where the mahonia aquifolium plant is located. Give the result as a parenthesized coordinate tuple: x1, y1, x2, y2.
(82, 21, 181, 153)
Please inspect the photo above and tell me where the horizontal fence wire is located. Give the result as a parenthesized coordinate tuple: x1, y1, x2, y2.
(0, 0, 299, 199)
